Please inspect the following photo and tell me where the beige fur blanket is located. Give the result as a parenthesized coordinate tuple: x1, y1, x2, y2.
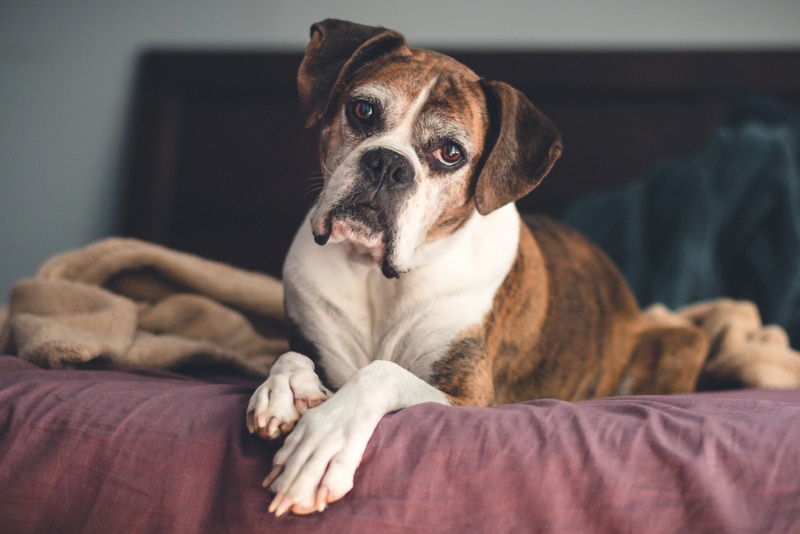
(1, 237, 799, 388)
(0, 238, 287, 377)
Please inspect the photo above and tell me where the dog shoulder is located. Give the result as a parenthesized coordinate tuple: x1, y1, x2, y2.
(510, 214, 642, 401)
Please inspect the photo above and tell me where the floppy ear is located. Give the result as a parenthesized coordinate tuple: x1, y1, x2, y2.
(297, 19, 407, 128)
(474, 80, 563, 215)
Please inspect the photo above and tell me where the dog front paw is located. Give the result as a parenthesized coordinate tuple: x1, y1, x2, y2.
(246, 351, 330, 440)
(262, 394, 375, 516)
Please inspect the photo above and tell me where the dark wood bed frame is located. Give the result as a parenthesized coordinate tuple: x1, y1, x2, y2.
(121, 50, 800, 279)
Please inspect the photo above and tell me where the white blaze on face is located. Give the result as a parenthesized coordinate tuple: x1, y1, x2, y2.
(361, 80, 433, 273)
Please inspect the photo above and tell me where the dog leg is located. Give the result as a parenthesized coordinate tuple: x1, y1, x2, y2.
(246, 351, 331, 440)
(263, 360, 449, 516)
(617, 315, 709, 396)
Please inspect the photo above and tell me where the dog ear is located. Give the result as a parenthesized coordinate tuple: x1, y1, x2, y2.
(297, 19, 407, 128)
(474, 80, 563, 215)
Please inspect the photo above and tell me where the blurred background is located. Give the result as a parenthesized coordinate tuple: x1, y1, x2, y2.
(2, 0, 800, 302)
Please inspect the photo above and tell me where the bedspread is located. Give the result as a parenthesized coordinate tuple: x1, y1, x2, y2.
(2, 356, 799, 533)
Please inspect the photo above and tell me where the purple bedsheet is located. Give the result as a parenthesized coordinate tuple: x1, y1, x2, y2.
(1, 355, 799, 533)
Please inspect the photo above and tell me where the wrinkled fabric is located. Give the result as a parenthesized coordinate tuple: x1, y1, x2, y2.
(2, 356, 799, 533)
(563, 97, 800, 346)
(0, 238, 287, 376)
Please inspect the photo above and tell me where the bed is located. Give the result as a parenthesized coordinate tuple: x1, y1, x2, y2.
(2, 49, 800, 532)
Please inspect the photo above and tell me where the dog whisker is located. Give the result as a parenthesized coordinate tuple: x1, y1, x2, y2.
(320, 161, 333, 178)
(300, 173, 326, 198)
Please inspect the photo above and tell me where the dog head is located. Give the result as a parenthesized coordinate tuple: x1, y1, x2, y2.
(298, 19, 562, 278)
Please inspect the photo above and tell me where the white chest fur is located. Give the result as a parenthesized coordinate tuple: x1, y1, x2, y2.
(283, 203, 521, 389)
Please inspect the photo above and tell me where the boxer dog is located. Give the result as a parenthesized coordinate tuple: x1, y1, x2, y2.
(244, 19, 789, 515)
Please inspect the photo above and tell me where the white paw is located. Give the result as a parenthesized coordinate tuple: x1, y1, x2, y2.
(262, 390, 380, 516)
(246, 352, 330, 440)
(255, 360, 447, 516)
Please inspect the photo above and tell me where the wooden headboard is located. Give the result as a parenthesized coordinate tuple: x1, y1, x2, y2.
(121, 50, 800, 279)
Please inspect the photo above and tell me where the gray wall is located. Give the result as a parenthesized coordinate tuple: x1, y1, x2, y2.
(2, 0, 800, 302)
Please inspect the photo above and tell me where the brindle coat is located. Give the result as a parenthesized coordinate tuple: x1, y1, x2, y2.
(296, 19, 709, 406)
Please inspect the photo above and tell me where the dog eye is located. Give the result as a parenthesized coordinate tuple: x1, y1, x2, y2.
(433, 142, 464, 166)
(351, 100, 375, 122)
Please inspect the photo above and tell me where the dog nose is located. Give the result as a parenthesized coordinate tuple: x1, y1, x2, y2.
(362, 148, 414, 187)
